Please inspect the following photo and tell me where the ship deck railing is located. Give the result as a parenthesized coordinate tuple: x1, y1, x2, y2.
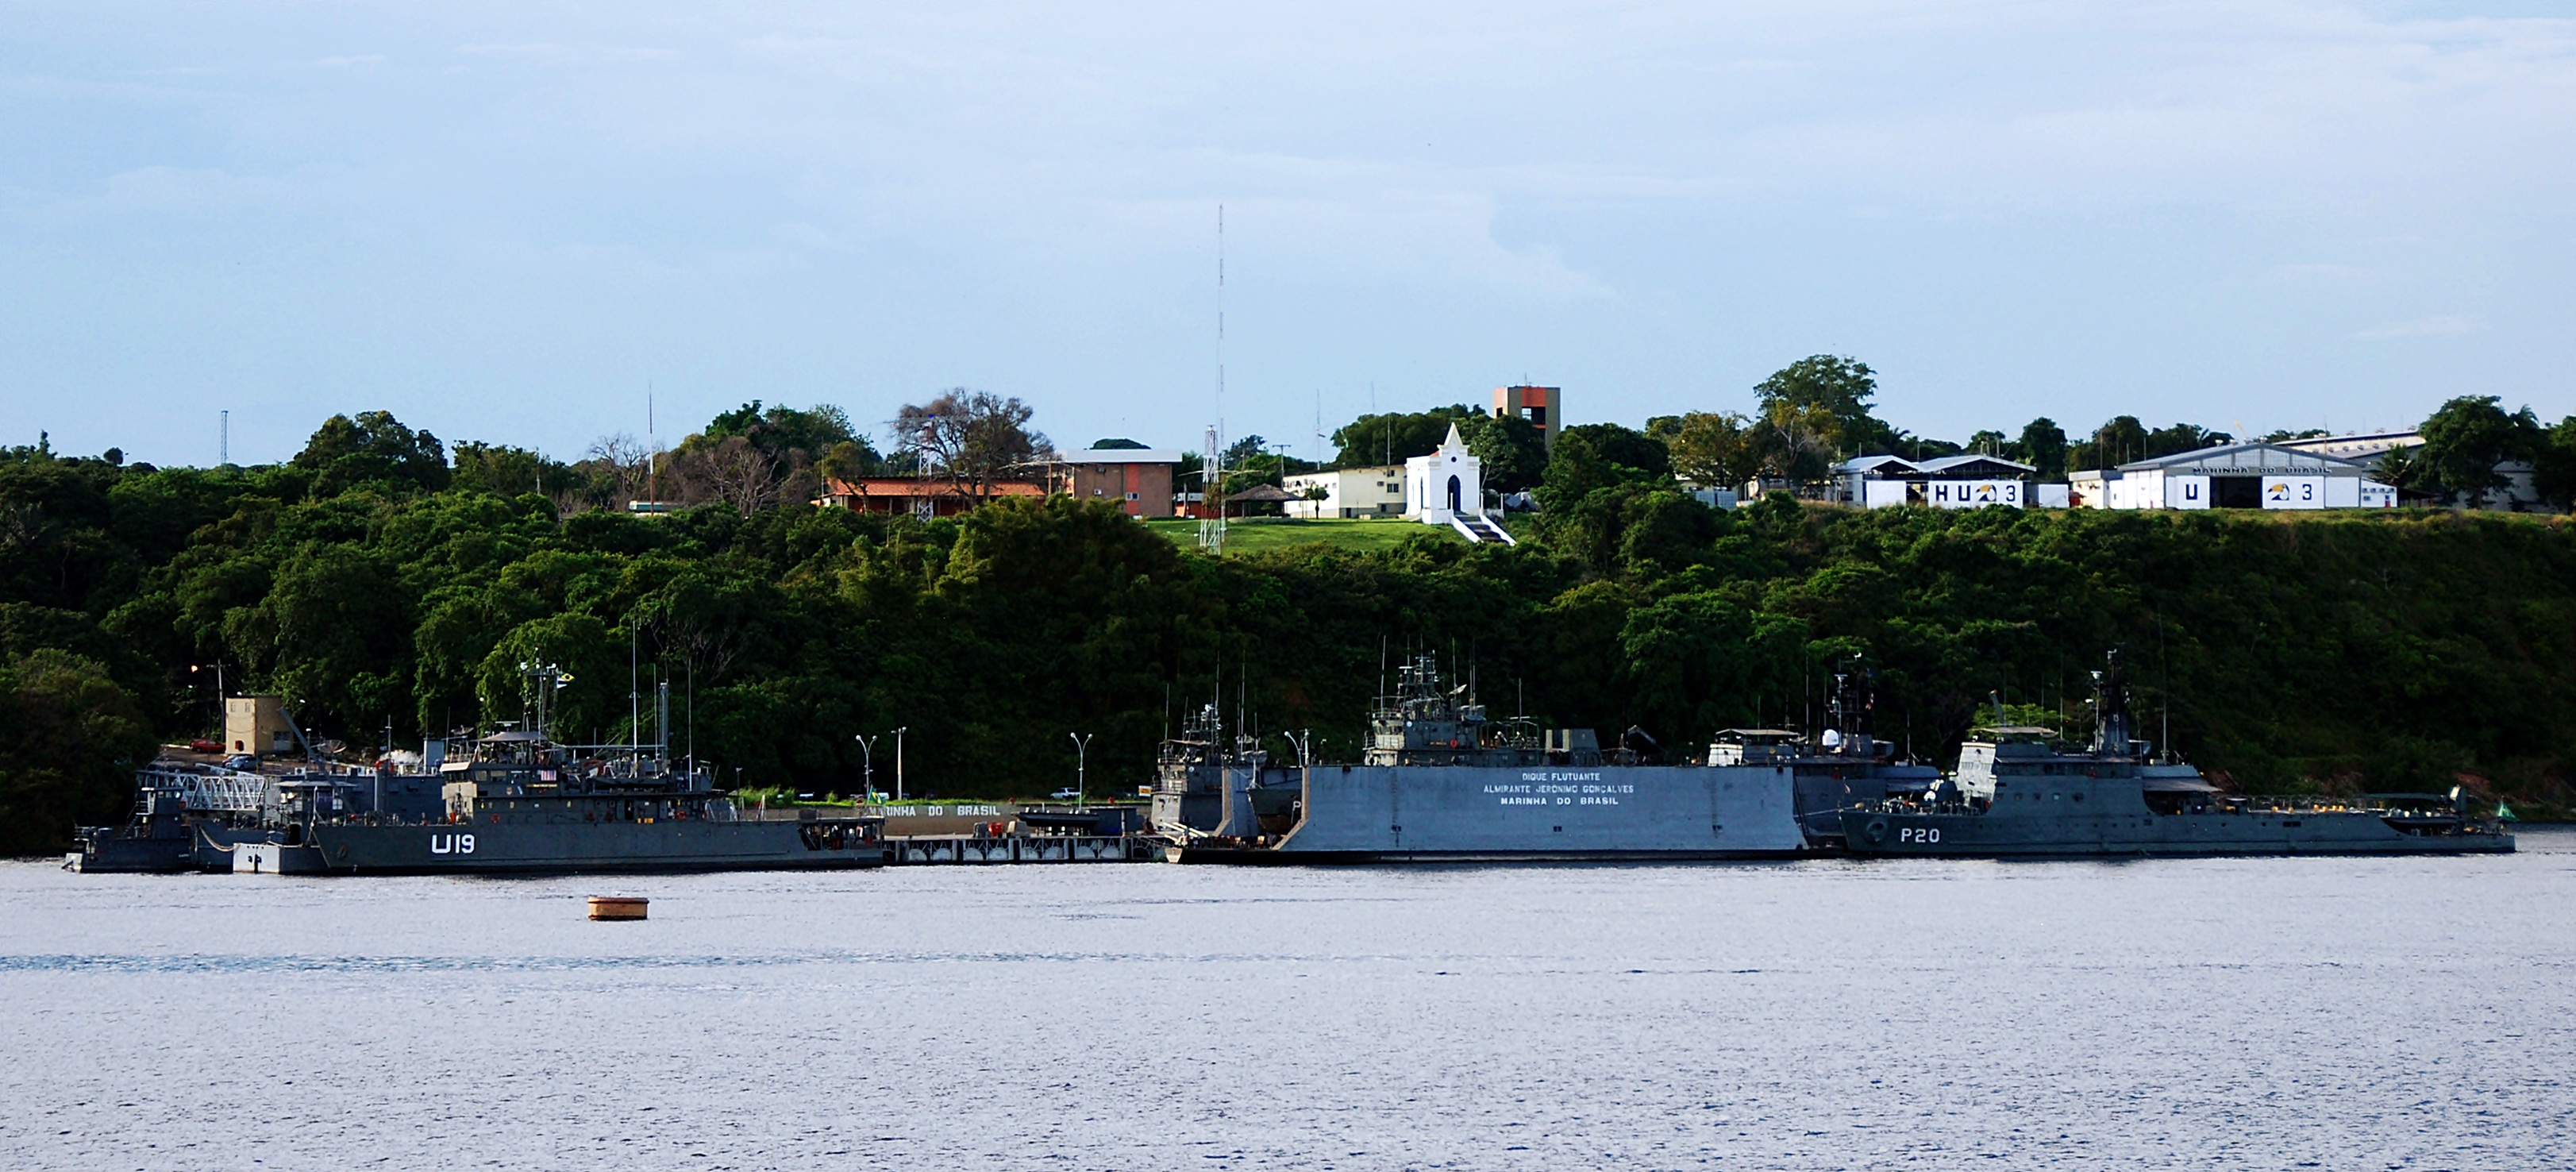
(734, 806, 876, 822)
(139, 767, 269, 813)
(1862, 793, 2493, 823)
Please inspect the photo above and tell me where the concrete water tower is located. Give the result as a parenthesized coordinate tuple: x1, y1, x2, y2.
(1493, 385, 1561, 453)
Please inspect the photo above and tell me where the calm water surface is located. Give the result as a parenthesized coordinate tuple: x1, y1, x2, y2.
(5, 831, 2573, 1170)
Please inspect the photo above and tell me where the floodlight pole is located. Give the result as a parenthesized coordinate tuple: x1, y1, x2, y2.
(854, 734, 878, 803)
(1069, 731, 1093, 807)
(893, 726, 909, 802)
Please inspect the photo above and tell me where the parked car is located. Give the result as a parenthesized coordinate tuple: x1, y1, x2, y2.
(1049, 788, 1081, 800)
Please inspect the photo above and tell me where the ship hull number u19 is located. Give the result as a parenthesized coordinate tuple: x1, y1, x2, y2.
(430, 833, 477, 855)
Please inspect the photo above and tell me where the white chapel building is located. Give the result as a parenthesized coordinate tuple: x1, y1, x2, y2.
(1404, 424, 1481, 521)
(1402, 424, 1513, 543)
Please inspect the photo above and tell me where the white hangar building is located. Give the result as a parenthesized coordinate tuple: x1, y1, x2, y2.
(2070, 442, 2396, 510)
(1833, 453, 2059, 509)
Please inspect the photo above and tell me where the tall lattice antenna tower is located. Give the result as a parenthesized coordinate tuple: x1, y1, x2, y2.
(1313, 388, 1323, 467)
(218, 410, 229, 466)
(1198, 204, 1227, 553)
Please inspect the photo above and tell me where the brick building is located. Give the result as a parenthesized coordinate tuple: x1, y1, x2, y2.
(1043, 448, 1181, 518)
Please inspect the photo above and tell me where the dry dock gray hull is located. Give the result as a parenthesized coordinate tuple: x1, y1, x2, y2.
(1247, 763, 1808, 860)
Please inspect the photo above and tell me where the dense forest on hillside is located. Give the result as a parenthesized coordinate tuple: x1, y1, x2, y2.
(4, 390, 2574, 852)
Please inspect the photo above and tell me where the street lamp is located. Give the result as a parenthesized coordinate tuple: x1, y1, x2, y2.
(854, 734, 879, 803)
(1069, 731, 1093, 808)
(893, 726, 909, 803)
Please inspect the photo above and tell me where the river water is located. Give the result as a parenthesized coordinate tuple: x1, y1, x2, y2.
(6, 831, 2572, 1170)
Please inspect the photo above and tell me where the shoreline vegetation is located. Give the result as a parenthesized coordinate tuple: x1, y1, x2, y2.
(4, 391, 2572, 854)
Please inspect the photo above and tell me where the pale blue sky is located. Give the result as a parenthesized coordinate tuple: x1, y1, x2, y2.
(5, 1, 2571, 466)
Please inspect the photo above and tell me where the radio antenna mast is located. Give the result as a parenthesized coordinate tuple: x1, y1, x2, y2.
(1314, 388, 1323, 468)
(1199, 204, 1227, 553)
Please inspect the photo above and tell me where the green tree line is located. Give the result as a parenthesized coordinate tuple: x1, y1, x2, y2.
(2, 386, 2573, 853)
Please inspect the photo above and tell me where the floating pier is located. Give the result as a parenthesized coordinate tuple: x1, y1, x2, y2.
(863, 803, 1157, 865)
(883, 833, 1157, 865)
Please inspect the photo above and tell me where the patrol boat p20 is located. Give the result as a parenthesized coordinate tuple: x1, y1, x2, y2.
(1839, 658, 2514, 858)
(1154, 655, 1809, 862)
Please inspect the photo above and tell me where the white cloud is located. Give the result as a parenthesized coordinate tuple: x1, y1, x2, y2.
(6, 0, 2575, 461)
(98, 165, 350, 213)
(2354, 314, 2484, 339)
(1115, 187, 1613, 299)
(456, 43, 680, 65)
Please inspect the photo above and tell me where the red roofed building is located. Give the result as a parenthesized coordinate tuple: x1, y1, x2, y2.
(814, 476, 1045, 519)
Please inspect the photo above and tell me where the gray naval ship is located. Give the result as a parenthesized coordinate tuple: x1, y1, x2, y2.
(67, 765, 289, 873)
(1839, 657, 2514, 858)
(72, 687, 881, 875)
(1706, 664, 1942, 847)
(1153, 655, 1809, 862)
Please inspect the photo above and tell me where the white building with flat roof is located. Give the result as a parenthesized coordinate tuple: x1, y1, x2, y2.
(1282, 465, 1405, 519)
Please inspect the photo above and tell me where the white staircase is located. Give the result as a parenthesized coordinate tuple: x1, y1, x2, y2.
(1449, 514, 1517, 546)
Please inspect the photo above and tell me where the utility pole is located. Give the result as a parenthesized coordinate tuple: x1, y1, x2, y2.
(893, 726, 908, 803)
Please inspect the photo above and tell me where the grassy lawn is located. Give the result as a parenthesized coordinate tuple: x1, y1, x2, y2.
(1142, 515, 1468, 555)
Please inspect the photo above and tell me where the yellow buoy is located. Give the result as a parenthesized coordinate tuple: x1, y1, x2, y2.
(587, 895, 649, 921)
